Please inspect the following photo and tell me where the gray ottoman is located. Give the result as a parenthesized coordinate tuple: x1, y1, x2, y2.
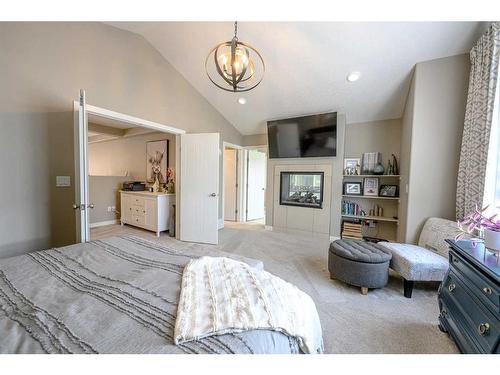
(328, 240, 392, 295)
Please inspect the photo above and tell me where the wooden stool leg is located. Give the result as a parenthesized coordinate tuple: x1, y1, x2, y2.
(361, 287, 368, 295)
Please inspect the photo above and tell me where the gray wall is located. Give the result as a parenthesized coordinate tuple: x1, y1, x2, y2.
(88, 176, 129, 224)
(0, 22, 242, 258)
(399, 54, 470, 243)
(242, 134, 267, 147)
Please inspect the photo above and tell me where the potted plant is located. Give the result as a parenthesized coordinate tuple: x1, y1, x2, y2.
(457, 205, 500, 253)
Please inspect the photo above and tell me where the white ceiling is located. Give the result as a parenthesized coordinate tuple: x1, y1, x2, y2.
(108, 22, 486, 135)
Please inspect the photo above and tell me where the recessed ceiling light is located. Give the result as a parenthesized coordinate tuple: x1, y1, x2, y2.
(347, 71, 361, 82)
(238, 97, 247, 105)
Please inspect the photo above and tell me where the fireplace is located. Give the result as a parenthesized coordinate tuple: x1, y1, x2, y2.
(280, 171, 324, 209)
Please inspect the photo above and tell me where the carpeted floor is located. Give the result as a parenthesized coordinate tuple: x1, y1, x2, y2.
(91, 221, 458, 354)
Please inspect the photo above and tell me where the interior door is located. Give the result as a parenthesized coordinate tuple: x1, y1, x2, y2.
(246, 149, 267, 221)
(179, 133, 220, 244)
(73, 89, 89, 242)
(224, 148, 238, 221)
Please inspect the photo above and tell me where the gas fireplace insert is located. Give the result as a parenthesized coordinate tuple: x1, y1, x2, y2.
(280, 171, 324, 209)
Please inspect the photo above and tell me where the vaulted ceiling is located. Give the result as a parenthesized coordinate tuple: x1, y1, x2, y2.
(108, 22, 486, 135)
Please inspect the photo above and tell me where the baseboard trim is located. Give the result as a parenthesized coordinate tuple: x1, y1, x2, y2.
(264, 225, 273, 231)
(218, 219, 224, 230)
(90, 219, 119, 229)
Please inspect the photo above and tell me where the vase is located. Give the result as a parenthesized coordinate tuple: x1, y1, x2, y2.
(373, 162, 385, 175)
(484, 228, 500, 254)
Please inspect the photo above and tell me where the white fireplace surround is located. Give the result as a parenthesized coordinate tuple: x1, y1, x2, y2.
(272, 164, 332, 235)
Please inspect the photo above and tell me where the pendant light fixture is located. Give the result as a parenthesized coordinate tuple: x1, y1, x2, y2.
(205, 22, 265, 92)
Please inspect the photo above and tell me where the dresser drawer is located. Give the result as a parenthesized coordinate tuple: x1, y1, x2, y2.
(450, 251, 500, 314)
(128, 195, 145, 207)
(131, 205, 146, 217)
(131, 214, 145, 226)
(443, 272, 500, 353)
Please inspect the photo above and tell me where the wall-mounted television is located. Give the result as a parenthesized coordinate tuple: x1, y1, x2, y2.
(267, 112, 337, 158)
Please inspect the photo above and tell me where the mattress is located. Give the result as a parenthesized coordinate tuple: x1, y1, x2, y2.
(0, 236, 300, 354)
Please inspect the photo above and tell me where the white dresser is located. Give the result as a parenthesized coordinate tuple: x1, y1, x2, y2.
(120, 191, 175, 237)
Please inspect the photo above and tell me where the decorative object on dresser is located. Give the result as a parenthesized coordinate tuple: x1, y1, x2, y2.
(120, 190, 175, 237)
(438, 240, 500, 353)
(379, 217, 464, 298)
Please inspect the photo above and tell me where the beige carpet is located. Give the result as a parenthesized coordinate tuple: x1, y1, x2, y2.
(91, 222, 458, 354)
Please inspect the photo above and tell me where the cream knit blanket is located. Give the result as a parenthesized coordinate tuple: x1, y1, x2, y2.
(174, 256, 323, 354)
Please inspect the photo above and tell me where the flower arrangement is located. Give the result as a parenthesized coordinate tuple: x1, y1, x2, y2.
(456, 204, 500, 240)
(166, 167, 175, 193)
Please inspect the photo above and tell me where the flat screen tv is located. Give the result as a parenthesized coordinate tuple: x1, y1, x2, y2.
(267, 112, 337, 158)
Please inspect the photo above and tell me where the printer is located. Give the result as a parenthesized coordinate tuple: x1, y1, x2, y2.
(122, 181, 146, 191)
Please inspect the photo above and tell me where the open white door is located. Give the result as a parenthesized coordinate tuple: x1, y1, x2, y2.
(224, 148, 238, 221)
(73, 89, 89, 243)
(246, 149, 266, 221)
(179, 133, 220, 244)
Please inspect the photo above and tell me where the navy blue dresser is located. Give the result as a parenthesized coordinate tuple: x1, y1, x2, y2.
(438, 240, 500, 353)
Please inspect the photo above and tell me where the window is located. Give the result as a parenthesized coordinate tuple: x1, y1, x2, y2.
(484, 78, 500, 213)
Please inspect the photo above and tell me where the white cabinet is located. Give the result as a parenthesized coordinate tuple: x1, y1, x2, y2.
(120, 191, 175, 237)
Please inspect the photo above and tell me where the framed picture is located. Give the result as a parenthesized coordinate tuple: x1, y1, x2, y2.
(379, 184, 399, 197)
(343, 182, 362, 196)
(146, 140, 169, 183)
(363, 177, 379, 196)
(344, 158, 361, 175)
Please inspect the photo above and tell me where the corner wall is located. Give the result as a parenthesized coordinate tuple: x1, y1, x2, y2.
(399, 54, 470, 243)
(0, 22, 243, 257)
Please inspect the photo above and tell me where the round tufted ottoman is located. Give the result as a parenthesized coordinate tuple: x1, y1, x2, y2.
(328, 239, 392, 294)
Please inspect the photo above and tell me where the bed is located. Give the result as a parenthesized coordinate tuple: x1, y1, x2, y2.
(0, 236, 300, 354)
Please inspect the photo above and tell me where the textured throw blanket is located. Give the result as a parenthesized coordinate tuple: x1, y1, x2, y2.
(174, 257, 323, 354)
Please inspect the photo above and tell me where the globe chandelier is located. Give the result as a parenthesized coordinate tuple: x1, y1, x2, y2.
(205, 22, 265, 92)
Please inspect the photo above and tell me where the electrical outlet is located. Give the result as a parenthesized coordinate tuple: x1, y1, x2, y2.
(107, 206, 112, 212)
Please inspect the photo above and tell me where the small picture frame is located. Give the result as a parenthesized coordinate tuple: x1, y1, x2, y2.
(379, 184, 398, 197)
(363, 177, 379, 196)
(343, 182, 362, 196)
(344, 158, 361, 176)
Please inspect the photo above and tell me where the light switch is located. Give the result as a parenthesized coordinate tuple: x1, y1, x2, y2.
(56, 176, 71, 187)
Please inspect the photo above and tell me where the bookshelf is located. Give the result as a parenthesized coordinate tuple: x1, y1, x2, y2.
(341, 172, 400, 242)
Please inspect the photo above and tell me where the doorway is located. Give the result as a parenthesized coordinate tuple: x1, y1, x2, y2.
(245, 148, 267, 222)
(224, 146, 239, 222)
(74, 90, 221, 245)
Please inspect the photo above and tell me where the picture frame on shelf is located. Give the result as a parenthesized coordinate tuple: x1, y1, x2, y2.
(363, 177, 379, 196)
(344, 158, 361, 175)
(343, 182, 362, 195)
(379, 184, 399, 197)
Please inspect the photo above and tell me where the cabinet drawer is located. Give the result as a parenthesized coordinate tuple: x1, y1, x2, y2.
(131, 215, 145, 226)
(127, 195, 145, 206)
(443, 272, 500, 353)
(131, 205, 146, 217)
(450, 251, 500, 313)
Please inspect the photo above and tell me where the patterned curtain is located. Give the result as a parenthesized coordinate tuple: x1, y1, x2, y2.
(456, 22, 500, 220)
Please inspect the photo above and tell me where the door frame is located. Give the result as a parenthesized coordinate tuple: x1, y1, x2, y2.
(73, 100, 186, 241)
(221, 142, 268, 225)
(221, 142, 246, 225)
(245, 146, 268, 222)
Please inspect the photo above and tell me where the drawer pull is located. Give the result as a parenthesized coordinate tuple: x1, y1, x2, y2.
(478, 323, 490, 336)
(448, 283, 456, 292)
(483, 287, 492, 295)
